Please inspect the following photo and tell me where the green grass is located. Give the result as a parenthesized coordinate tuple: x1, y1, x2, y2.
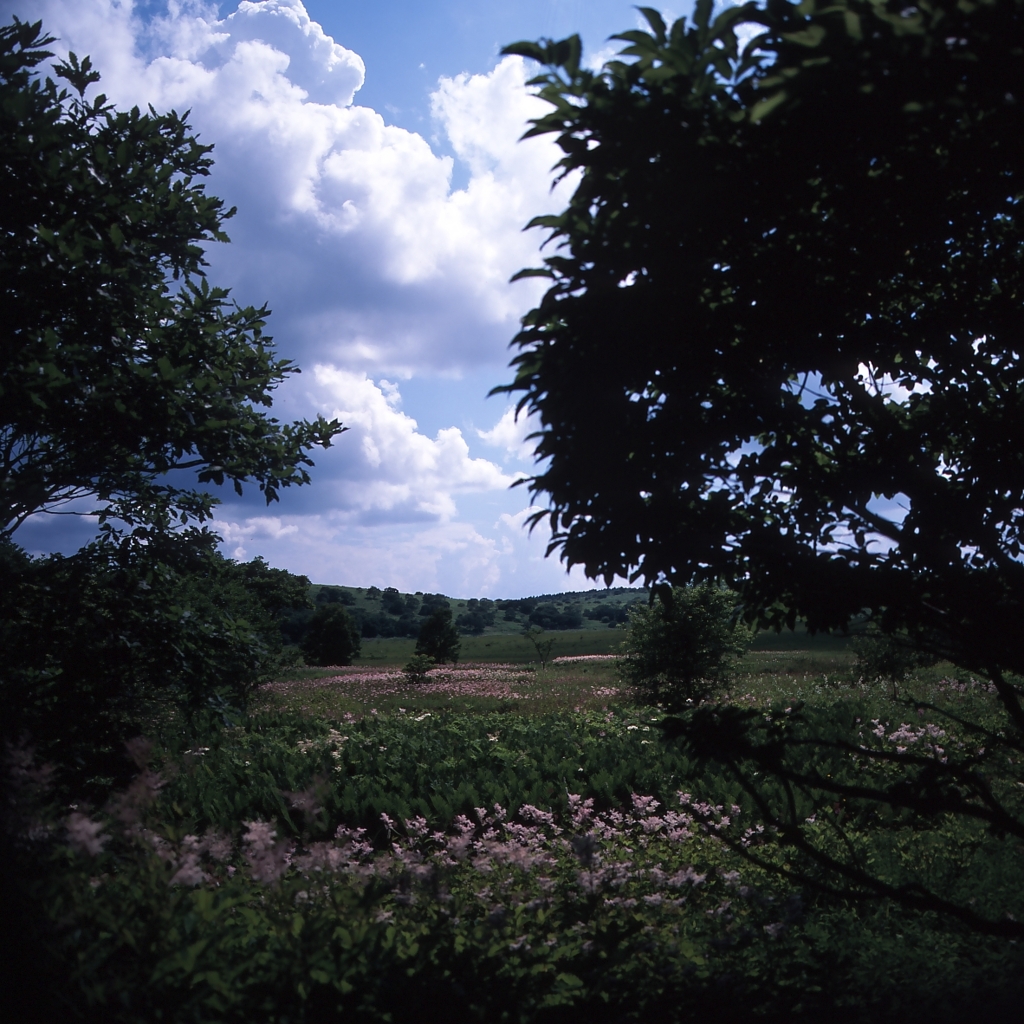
(355, 627, 627, 665)
(341, 621, 859, 670)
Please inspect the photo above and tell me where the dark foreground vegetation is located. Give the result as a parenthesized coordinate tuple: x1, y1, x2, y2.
(6, 654, 1024, 1023)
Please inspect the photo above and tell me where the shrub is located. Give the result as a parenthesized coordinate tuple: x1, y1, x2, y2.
(852, 628, 939, 691)
(621, 585, 748, 707)
(402, 654, 435, 684)
(301, 605, 361, 666)
(1, 530, 297, 792)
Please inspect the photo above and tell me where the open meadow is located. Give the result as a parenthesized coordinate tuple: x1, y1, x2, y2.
(20, 639, 1023, 1024)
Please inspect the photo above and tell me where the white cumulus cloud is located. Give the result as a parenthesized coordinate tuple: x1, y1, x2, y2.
(10, 0, 568, 376)
(306, 368, 514, 523)
(477, 406, 539, 463)
(3, 0, 604, 594)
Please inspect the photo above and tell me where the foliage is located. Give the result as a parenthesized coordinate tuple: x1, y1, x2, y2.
(0, 19, 342, 538)
(301, 605, 361, 667)
(661, 692, 1024, 939)
(584, 602, 634, 626)
(456, 598, 497, 635)
(402, 654, 436, 684)
(621, 585, 749, 706)
(416, 607, 462, 664)
(0, 530, 314, 789)
(6, 700, 1024, 1022)
(499, 0, 1024, 683)
(528, 602, 583, 630)
(316, 585, 356, 607)
(851, 628, 939, 689)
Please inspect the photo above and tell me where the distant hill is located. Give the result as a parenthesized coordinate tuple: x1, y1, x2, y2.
(278, 583, 853, 653)
(282, 584, 648, 643)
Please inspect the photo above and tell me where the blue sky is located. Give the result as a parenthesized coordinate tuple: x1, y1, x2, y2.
(5, 0, 684, 596)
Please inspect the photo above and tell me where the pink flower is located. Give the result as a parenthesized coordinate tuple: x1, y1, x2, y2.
(242, 819, 294, 884)
(169, 840, 209, 887)
(66, 812, 108, 856)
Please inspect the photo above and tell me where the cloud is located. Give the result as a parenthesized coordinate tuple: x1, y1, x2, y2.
(301, 368, 514, 523)
(210, 502, 619, 597)
(2, 0, 615, 595)
(477, 406, 539, 464)
(12, 0, 569, 377)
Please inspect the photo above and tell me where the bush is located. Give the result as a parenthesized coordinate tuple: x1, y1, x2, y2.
(0, 530, 301, 794)
(852, 629, 939, 689)
(301, 605, 361, 666)
(402, 654, 435, 684)
(621, 585, 749, 707)
(415, 607, 461, 664)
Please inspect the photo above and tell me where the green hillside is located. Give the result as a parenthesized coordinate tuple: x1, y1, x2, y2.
(289, 582, 854, 664)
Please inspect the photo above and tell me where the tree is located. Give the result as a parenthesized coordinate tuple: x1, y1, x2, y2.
(502, 0, 1024, 936)
(415, 607, 461, 665)
(520, 625, 555, 666)
(502, 0, 1024, 683)
(0, 20, 342, 537)
(301, 604, 361, 667)
(621, 585, 749, 706)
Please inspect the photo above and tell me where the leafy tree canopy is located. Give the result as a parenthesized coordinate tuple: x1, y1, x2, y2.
(0, 20, 342, 538)
(501, 0, 1024, 691)
(301, 604, 361, 667)
(503, 0, 1024, 937)
(416, 606, 462, 664)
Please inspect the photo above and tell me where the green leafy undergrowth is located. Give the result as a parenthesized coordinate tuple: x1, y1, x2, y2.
(155, 708, 705, 840)
(9, 700, 1024, 1022)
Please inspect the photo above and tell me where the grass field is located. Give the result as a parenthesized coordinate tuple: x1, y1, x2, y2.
(349, 619, 857, 667)
(260, 640, 890, 721)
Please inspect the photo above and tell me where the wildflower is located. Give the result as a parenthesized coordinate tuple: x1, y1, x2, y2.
(66, 812, 108, 856)
(404, 816, 429, 837)
(169, 835, 209, 887)
(667, 866, 706, 888)
(284, 777, 327, 824)
(242, 820, 294, 884)
(203, 829, 233, 862)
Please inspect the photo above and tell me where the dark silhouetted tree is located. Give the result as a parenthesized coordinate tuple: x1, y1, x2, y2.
(301, 604, 361, 667)
(415, 607, 461, 664)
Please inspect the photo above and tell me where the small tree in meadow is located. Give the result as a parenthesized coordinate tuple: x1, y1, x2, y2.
(301, 605, 361, 667)
(621, 584, 748, 707)
(521, 625, 556, 667)
(415, 607, 461, 665)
